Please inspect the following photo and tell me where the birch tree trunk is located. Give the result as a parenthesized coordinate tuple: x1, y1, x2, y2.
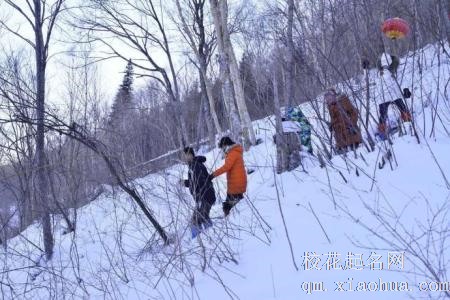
(216, 0, 256, 147)
(209, 0, 241, 142)
(220, 56, 241, 142)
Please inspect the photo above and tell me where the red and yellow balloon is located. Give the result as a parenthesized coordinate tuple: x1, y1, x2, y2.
(382, 18, 410, 40)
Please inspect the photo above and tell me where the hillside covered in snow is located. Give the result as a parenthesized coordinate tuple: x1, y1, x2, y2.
(1, 43, 449, 300)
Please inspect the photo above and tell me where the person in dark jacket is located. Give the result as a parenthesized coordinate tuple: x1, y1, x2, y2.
(181, 147, 216, 238)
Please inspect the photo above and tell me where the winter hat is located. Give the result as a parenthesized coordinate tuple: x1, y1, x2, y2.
(361, 58, 370, 70)
(218, 136, 235, 148)
(183, 147, 195, 156)
(324, 89, 337, 104)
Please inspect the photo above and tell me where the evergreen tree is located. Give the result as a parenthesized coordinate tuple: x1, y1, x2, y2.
(109, 59, 134, 125)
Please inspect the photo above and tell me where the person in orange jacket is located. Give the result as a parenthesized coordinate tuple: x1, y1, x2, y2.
(209, 136, 247, 216)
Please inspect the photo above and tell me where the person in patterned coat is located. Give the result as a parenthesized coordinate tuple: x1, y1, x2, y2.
(284, 106, 313, 154)
(325, 89, 362, 153)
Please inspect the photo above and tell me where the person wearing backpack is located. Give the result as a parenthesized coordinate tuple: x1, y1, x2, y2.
(376, 53, 412, 140)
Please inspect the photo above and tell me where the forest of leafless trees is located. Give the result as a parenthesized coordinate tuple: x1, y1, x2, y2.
(0, 0, 448, 298)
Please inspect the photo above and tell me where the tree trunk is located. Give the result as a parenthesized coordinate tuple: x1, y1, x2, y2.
(195, 0, 222, 136)
(273, 65, 289, 174)
(285, 0, 295, 107)
(199, 60, 222, 136)
(220, 58, 241, 142)
(209, 0, 241, 142)
(198, 69, 217, 148)
(34, 0, 54, 260)
(272, 58, 300, 173)
(174, 0, 222, 137)
(217, 0, 256, 148)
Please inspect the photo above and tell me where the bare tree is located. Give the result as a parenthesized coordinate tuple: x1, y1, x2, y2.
(0, 53, 35, 230)
(76, 0, 189, 147)
(0, 0, 68, 260)
(209, 0, 256, 147)
(270, 2, 301, 174)
(174, 0, 222, 143)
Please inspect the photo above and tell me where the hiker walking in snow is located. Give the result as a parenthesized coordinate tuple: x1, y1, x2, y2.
(181, 147, 216, 238)
(282, 106, 313, 154)
(376, 53, 412, 140)
(209, 137, 247, 217)
(325, 89, 362, 153)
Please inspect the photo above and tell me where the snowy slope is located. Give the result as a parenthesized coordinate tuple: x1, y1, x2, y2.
(1, 43, 449, 300)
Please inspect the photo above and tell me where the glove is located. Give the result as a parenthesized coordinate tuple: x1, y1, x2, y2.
(207, 174, 215, 182)
(403, 88, 411, 99)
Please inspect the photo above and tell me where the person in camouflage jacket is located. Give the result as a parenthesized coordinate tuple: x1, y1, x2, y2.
(285, 106, 313, 154)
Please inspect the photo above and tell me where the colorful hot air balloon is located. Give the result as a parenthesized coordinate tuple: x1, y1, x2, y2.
(382, 18, 410, 40)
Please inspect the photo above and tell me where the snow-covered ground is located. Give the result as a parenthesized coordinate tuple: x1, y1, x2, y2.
(1, 43, 449, 300)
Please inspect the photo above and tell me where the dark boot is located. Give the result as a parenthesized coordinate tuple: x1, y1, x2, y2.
(222, 194, 243, 217)
(222, 201, 233, 217)
(401, 111, 411, 122)
(335, 147, 347, 155)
